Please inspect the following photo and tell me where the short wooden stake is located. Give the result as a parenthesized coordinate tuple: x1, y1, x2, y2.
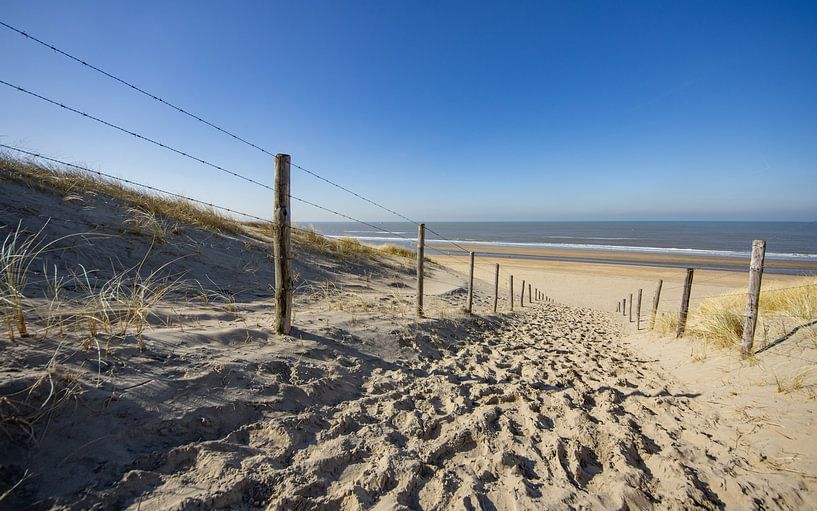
(616, 302, 621, 313)
(466, 251, 475, 314)
(528, 283, 532, 305)
(521, 279, 526, 306)
(509, 275, 514, 311)
(741, 240, 766, 357)
(493, 263, 499, 313)
(636, 288, 643, 330)
(273, 153, 292, 335)
(649, 279, 663, 330)
(623, 298, 626, 317)
(676, 268, 694, 338)
(416, 223, 425, 318)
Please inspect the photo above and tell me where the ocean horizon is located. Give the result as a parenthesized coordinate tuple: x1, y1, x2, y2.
(303, 221, 817, 263)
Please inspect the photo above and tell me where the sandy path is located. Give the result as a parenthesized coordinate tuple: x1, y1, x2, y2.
(85, 304, 808, 510)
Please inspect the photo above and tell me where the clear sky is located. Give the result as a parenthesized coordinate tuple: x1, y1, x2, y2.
(1, 1, 816, 222)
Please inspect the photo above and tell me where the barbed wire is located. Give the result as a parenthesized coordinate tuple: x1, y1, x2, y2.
(0, 144, 274, 223)
(0, 79, 280, 190)
(0, 83, 417, 241)
(0, 20, 280, 160)
(0, 22, 418, 223)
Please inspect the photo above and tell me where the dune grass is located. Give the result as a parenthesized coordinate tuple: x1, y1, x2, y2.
(1, 154, 244, 234)
(655, 277, 817, 349)
(289, 226, 415, 262)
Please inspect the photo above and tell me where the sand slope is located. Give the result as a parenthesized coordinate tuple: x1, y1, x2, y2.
(5, 304, 810, 509)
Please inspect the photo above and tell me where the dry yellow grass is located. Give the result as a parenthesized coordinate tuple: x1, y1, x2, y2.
(655, 277, 817, 349)
(1, 154, 244, 234)
(290, 227, 415, 262)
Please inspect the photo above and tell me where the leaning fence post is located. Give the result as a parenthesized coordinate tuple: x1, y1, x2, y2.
(521, 279, 526, 306)
(509, 275, 514, 311)
(676, 268, 694, 338)
(650, 279, 663, 330)
(493, 263, 499, 313)
(467, 251, 475, 314)
(273, 153, 292, 334)
(636, 288, 643, 330)
(741, 240, 766, 357)
(416, 223, 425, 318)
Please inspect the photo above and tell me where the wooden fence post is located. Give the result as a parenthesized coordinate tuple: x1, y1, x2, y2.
(467, 251, 475, 314)
(416, 223, 425, 318)
(741, 240, 766, 357)
(676, 268, 694, 338)
(493, 263, 499, 313)
(509, 275, 514, 311)
(521, 279, 526, 306)
(649, 279, 663, 330)
(636, 288, 643, 330)
(616, 302, 620, 313)
(629, 293, 633, 322)
(528, 283, 532, 305)
(273, 153, 292, 334)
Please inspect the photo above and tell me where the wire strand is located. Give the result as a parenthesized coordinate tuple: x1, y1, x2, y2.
(0, 79, 278, 191)
(0, 20, 464, 240)
(0, 20, 279, 161)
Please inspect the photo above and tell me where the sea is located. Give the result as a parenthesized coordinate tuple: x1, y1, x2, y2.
(303, 221, 817, 274)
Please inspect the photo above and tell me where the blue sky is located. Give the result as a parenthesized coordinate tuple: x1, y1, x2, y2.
(1, 1, 816, 222)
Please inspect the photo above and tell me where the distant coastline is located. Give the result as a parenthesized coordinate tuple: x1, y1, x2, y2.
(306, 221, 817, 274)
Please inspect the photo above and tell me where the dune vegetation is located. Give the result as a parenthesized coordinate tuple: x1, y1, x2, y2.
(654, 277, 817, 349)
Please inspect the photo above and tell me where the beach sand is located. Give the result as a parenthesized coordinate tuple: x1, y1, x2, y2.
(2, 171, 816, 509)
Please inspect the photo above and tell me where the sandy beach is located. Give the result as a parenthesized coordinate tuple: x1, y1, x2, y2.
(1, 165, 815, 509)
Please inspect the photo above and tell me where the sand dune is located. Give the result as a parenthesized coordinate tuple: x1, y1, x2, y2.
(2, 171, 816, 509)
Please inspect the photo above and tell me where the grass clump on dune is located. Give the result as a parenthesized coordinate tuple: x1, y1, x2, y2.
(0, 154, 244, 234)
(655, 277, 817, 349)
(291, 227, 415, 262)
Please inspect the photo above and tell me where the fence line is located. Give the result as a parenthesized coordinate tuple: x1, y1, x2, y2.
(4, 27, 811, 348)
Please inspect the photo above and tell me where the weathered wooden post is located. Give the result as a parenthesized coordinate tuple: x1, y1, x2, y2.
(616, 302, 621, 313)
(467, 251, 475, 314)
(416, 223, 425, 318)
(636, 288, 643, 330)
(493, 263, 499, 313)
(509, 275, 514, 311)
(622, 298, 626, 317)
(649, 279, 663, 330)
(528, 283, 532, 305)
(521, 279, 526, 306)
(629, 293, 633, 322)
(676, 268, 694, 338)
(741, 240, 766, 357)
(273, 153, 292, 334)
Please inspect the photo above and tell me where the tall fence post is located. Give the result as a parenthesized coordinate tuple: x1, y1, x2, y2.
(636, 288, 643, 330)
(650, 279, 663, 330)
(467, 251, 475, 314)
(741, 240, 766, 357)
(629, 293, 633, 322)
(273, 153, 292, 335)
(676, 268, 694, 338)
(509, 275, 514, 311)
(416, 223, 425, 318)
(493, 263, 499, 313)
(521, 279, 526, 306)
